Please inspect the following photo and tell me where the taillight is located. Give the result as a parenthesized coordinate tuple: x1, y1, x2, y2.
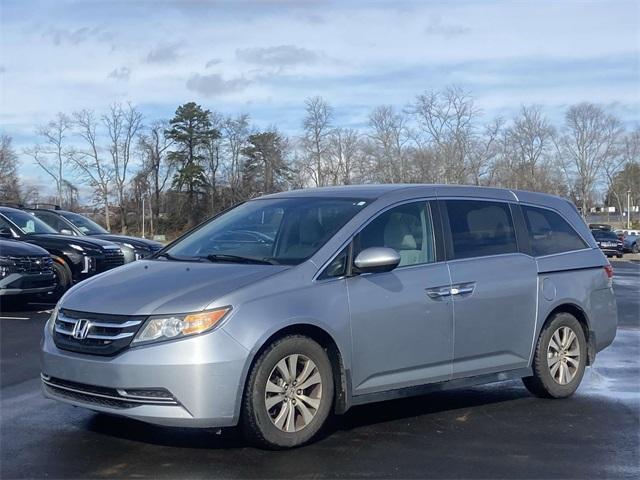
(604, 264, 614, 279)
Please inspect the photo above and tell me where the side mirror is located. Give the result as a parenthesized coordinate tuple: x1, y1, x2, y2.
(354, 247, 401, 274)
(59, 229, 74, 236)
(0, 227, 13, 238)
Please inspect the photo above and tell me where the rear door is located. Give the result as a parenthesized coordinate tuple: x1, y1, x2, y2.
(441, 199, 537, 378)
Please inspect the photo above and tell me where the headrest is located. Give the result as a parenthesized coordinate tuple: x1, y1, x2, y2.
(384, 213, 417, 250)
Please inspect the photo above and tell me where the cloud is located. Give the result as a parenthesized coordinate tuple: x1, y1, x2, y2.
(44, 27, 113, 46)
(145, 43, 182, 64)
(236, 45, 320, 67)
(205, 58, 222, 68)
(107, 66, 131, 81)
(425, 16, 470, 37)
(185, 73, 251, 97)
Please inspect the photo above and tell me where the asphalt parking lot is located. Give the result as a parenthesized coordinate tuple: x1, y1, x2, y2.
(1, 260, 638, 479)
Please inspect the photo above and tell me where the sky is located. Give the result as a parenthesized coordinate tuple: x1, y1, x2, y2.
(1, 0, 639, 194)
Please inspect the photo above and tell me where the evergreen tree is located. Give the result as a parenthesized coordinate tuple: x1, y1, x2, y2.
(165, 102, 219, 225)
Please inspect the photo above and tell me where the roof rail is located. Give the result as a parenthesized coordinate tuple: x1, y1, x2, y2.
(31, 203, 61, 210)
(0, 201, 24, 209)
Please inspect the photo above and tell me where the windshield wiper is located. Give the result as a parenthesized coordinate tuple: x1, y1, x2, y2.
(201, 254, 278, 265)
(155, 252, 201, 262)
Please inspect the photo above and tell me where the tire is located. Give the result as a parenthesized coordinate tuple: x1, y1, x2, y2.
(633, 242, 639, 254)
(617, 253, 623, 258)
(51, 259, 72, 299)
(241, 335, 334, 449)
(523, 313, 587, 399)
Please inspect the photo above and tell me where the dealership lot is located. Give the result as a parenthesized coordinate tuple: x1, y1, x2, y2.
(1, 261, 638, 479)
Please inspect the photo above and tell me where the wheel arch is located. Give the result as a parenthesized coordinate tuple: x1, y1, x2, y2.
(543, 303, 595, 365)
(241, 323, 350, 416)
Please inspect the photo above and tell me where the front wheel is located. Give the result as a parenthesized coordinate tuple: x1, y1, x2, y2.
(241, 335, 334, 449)
(633, 242, 639, 254)
(523, 313, 587, 398)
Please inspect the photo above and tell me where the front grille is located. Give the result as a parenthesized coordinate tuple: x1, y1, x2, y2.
(53, 309, 146, 356)
(4, 256, 53, 274)
(96, 248, 125, 272)
(41, 375, 178, 409)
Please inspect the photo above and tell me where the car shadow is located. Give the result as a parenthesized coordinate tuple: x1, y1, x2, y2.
(85, 380, 530, 449)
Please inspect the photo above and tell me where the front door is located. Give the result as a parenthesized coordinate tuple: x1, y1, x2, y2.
(347, 201, 454, 396)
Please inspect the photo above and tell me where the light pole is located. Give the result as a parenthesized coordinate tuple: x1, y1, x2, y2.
(628, 190, 632, 229)
(141, 195, 146, 239)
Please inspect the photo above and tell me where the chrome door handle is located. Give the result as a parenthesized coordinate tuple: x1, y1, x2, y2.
(450, 283, 475, 296)
(426, 287, 452, 299)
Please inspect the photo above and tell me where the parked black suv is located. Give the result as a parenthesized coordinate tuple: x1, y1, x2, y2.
(26, 205, 163, 262)
(0, 238, 56, 302)
(590, 228, 624, 258)
(0, 206, 125, 295)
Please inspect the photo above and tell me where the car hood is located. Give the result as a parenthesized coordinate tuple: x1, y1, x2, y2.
(90, 234, 163, 250)
(60, 259, 289, 316)
(0, 238, 49, 256)
(27, 234, 120, 251)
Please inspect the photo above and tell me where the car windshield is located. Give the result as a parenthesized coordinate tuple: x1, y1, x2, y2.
(166, 197, 368, 265)
(2, 210, 58, 234)
(60, 212, 109, 234)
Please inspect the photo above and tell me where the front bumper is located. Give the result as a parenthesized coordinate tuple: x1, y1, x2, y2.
(0, 272, 56, 296)
(41, 326, 249, 428)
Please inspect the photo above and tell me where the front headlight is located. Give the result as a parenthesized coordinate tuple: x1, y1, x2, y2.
(132, 307, 232, 345)
(46, 303, 60, 336)
(0, 255, 16, 278)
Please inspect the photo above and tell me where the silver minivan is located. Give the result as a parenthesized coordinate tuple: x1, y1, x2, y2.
(41, 185, 618, 449)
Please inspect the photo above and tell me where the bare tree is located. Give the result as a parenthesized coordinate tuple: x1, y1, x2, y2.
(555, 103, 622, 215)
(328, 128, 360, 185)
(410, 86, 480, 184)
(0, 134, 22, 201)
(138, 120, 174, 233)
(203, 112, 224, 213)
(71, 109, 113, 230)
(222, 114, 251, 203)
(25, 113, 71, 206)
(368, 105, 410, 183)
(103, 103, 143, 233)
(467, 117, 504, 186)
(606, 127, 640, 219)
(302, 96, 333, 187)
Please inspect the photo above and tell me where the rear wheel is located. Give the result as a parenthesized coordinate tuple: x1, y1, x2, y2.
(242, 335, 334, 449)
(523, 313, 587, 398)
(633, 242, 639, 254)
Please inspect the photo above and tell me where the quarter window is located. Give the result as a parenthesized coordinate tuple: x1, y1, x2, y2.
(445, 200, 517, 259)
(354, 202, 435, 268)
(522, 205, 587, 256)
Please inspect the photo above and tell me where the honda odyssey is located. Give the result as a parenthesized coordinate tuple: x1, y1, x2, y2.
(41, 185, 618, 449)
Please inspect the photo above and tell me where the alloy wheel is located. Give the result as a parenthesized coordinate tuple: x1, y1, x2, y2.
(547, 326, 581, 385)
(264, 354, 323, 432)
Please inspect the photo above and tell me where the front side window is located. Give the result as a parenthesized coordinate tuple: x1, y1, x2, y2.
(445, 200, 517, 260)
(523, 205, 587, 256)
(167, 198, 368, 265)
(0, 210, 58, 235)
(353, 202, 435, 268)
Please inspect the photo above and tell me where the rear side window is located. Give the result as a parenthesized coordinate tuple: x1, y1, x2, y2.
(522, 205, 587, 256)
(445, 200, 517, 260)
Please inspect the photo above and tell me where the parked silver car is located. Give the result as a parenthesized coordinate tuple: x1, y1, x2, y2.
(41, 185, 617, 449)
